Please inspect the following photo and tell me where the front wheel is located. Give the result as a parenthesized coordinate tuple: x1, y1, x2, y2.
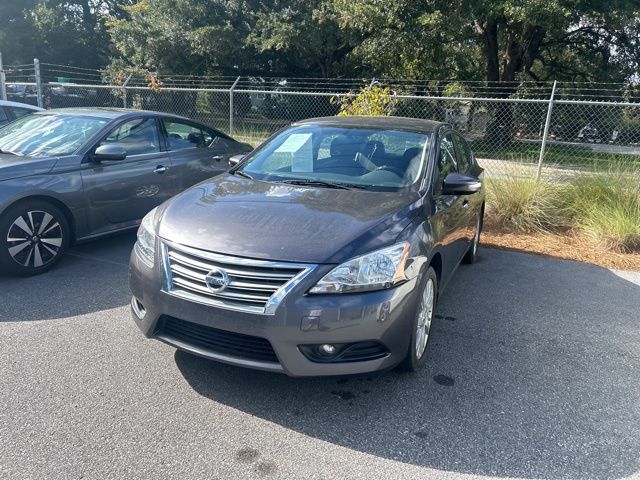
(0, 200, 70, 276)
(398, 266, 438, 372)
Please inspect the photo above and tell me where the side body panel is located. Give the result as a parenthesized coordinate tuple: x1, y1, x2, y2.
(79, 151, 174, 234)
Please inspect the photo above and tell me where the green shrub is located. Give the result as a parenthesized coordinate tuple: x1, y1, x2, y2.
(486, 176, 566, 232)
(486, 167, 640, 253)
(564, 171, 640, 252)
(333, 85, 395, 116)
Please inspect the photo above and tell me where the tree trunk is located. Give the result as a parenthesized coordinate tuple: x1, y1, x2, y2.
(476, 17, 546, 144)
(477, 17, 500, 87)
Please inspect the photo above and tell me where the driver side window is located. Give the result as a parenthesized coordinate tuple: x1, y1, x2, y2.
(101, 118, 160, 156)
(437, 133, 457, 190)
(453, 133, 473, 174)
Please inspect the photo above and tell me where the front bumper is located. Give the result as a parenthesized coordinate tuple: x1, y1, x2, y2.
(129, 248, 421, 377)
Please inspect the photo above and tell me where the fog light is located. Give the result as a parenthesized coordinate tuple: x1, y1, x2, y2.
(131, 296, 146, 320)
(318, 344, 336, 356)
(299, 341, 388, 363)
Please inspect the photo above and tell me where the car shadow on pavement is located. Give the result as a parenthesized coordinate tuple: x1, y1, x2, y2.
(175, 248, 640, 480)
(0, 231, 135, 322)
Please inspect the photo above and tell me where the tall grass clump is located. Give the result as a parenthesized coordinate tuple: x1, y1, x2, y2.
(230, 124, 273, 147)
(486, 175, 565, 232)
(564, 169, 640, 252)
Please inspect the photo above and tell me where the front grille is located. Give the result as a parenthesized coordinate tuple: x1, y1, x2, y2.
(162, 241, 314, 314)
(157, 316, 279, 363)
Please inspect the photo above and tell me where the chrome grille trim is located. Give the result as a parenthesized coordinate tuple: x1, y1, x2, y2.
(161, 239, 316, 315)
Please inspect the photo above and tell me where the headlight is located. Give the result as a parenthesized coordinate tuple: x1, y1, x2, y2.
(135, 207, 158, 266)
(309, 243, 410, 294)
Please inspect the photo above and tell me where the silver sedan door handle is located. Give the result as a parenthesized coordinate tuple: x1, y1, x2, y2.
(212, 155, 224, 161)
(154, 165, 168, 174)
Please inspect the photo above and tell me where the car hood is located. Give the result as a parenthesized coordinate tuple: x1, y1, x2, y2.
(158, 174, 421, 264)
(0, 154, 58, 182)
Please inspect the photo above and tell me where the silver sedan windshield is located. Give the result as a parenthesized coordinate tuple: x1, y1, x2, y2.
(0, 114, 108, 157)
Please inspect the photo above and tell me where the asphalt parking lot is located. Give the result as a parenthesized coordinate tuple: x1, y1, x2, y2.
(1, 233, 639, 480)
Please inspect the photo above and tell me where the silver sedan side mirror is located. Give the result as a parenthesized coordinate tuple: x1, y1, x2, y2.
(229, 154, 245, 167)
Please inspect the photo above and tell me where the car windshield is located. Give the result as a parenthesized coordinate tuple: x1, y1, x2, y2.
(0, 114, 108, 157)
(239, 125, 431, 191)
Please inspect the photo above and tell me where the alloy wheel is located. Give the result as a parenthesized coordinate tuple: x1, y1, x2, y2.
(6, 210, 63, 268)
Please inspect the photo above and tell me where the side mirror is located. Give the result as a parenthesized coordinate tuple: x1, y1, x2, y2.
(229, 154, 245, 167)
(442, 172, 482, 195)
(93, 144, 127, 161)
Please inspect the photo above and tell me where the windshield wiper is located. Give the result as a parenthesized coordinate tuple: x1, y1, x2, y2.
(278, 179, 368, 190)
(233, 170, 253, 180)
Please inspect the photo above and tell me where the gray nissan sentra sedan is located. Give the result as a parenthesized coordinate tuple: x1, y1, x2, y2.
(129, 116, 485, 376)
(0, 108, 251, 276)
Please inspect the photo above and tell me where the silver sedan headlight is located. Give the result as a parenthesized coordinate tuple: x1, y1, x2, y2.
(135, 207, 158, 267)
(309, 242, 410, 294)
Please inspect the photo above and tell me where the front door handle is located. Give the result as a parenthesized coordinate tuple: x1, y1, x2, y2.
(154, 165, 168, 174)
(212, 155, 224, 161)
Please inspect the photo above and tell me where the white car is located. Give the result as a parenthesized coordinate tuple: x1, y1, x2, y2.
(0, 100, 43, 127)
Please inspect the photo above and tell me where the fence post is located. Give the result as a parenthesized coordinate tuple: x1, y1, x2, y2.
(0, 52, 7, 101)
(34, 58, 43, 108)
(122, 73, 132, 108)
(536, 80, 557, 179)
(229, 75, 241, 135)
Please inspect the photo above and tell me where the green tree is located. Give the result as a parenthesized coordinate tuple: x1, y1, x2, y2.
(332, 0, 482, 80)
(248, 0, 360, 77)
(0, 0, 132, 67)
(106, 0, 263, 75)
(332, 0, 639, 141)
(107, 0, 359, 77)
(0, 1, 37, 64)
(333, 0, 639, 85)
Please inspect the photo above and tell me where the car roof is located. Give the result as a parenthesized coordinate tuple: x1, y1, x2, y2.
(293, 115, 450, 133)
(33, 107, 189, 121)
(0, 100, 43, 111)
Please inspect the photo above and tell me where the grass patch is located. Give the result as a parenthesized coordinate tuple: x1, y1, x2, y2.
(230, 124, 273, 146)
(486, 167, 640, 253)
(470, 139, 640, 170)
(486, 176, 566, 232)
(563, 172, 640, 252)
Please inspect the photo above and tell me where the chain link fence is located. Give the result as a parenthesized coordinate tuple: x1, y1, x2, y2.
(1, 59, 639, 181)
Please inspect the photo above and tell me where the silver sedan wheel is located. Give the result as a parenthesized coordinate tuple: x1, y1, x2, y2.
(415, 278, 435, 359)
(6, 210, 63, 268)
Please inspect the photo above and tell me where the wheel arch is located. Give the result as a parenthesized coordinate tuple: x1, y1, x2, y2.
(1, 195, 77, 244)
(428, 251, 443, 285)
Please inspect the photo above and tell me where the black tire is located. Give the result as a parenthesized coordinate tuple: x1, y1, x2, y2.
(398, 266, 438, 372)
(462, 209, 484, 265)
(0, 200, 70, 276)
